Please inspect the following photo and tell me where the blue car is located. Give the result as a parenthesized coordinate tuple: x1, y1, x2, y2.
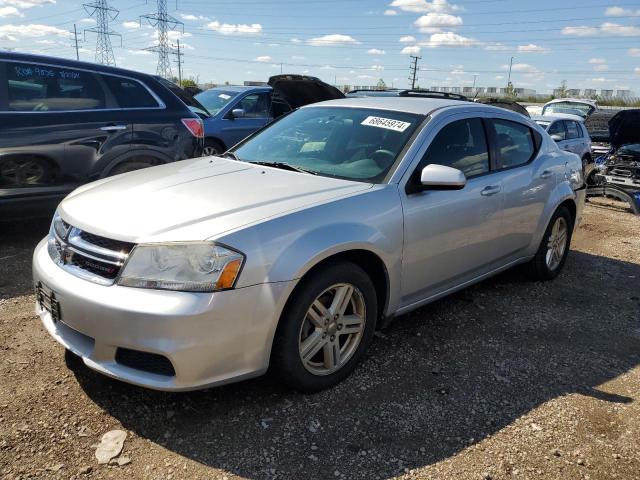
(194, 75, 344, 156)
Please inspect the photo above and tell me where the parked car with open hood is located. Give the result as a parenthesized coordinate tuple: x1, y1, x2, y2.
(194, 75, 344, 155)
(476, 98, 530, 118)
(0, 52, 204, 220)
(33, 97, 585, 392)
(533, 114, 592, 173)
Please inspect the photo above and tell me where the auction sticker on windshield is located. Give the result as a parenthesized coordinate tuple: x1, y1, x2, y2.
(361, 116, 411, 132)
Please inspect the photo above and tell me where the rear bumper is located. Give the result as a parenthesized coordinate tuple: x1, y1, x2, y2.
(33, 238, 294, 391)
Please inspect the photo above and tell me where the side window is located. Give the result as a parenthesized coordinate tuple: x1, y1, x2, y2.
(6, 62, 105, 111)
(418, 118, 489, 178)
(492, 119, 536, 169)
(101, 75, 158, 108)
(547, 121, 565, 140)
(237, 93, 270, 118)
(565, 121, 581, 139)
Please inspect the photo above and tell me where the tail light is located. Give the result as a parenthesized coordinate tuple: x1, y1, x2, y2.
(181, 118, 204, 138)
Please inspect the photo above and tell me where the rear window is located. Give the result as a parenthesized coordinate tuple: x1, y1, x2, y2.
(6, 62, 105, 111)
(101, 75, 158, 108)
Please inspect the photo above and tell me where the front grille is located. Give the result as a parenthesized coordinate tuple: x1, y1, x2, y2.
(115, 348, 176, 377)
(49, 221, 134, 285)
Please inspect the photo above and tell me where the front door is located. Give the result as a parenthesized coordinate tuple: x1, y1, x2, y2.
(400, 116, 504, 306)
(219, 92, 271, 147)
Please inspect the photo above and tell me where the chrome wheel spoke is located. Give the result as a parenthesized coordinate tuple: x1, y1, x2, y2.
(307, 300, 329, 328)
(340, 314, 364, 335)
(329, 284, 353, 317)
(300, 330, 326, 361)
(323, 341, 340, 370)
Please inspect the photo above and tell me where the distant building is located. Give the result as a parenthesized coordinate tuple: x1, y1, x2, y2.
(243, 81, 268, 86)
(567, 89, 581, 97)
(615, 89, 633, 99)
(583, 89, 597, 98)
(600, 89, 614, 98)
(486, 87, 498, 94)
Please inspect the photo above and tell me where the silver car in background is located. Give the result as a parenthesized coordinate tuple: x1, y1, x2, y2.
(533, 113, 592, 172)
(33, 97, 585, 392)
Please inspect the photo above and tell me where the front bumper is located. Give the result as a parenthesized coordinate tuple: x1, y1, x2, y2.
(32, 238, 294, 391)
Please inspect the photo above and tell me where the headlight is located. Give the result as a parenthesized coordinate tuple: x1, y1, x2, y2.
(118, 242, 244, 292)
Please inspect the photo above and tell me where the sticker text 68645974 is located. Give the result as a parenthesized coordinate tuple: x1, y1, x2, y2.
(361, 116, 412, 132)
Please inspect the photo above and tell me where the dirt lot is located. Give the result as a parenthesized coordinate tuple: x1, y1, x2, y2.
(1, 201, 639, 480)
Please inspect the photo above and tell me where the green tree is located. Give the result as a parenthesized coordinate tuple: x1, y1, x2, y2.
(376, 78, 387, 90)
(180, 78, 197, 88)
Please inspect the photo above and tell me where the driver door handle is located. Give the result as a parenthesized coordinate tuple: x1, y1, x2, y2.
(540, 170, 553, 179)
(100, 124, 127, 132)
(480, 185, 501, 196)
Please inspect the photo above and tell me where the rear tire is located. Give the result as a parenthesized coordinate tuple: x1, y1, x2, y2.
(525, 206, 574, 281)
(203, 139, 225, 157)
(271, 261, 377, 392)
(108, 158, 158, 176)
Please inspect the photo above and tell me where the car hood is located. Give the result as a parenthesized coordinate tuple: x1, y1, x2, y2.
(268, 74, 344, 109)
(476, 98, 530, 117)
(608, 109, 640, 148)
(59, 157, 372, 243)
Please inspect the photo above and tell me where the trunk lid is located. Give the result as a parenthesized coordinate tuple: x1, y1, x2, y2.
(268, 74, 345, 110)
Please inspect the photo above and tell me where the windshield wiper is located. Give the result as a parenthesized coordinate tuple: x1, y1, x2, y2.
(222, 151, 240, 161)
(248, 161, 317, 175)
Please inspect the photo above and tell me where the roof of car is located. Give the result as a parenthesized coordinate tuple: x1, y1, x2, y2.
(304, 96, 493, 116)
(532, 113, 585, 122)
(204, 85, 271, 93)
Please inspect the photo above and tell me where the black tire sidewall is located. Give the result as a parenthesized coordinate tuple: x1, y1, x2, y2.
(534, 206, 574, 280)
(203, 139, 224, 156)
(272, 261, 378, 392)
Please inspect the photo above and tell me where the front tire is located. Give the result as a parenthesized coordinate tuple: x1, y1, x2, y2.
(271, 261, 378, 392)
(525, 206, 573, 281)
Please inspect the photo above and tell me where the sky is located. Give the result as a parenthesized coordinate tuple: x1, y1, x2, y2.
(1, 0, 640, 94)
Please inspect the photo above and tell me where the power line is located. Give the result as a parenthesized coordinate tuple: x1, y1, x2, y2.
(83, 0, 120, 66)
(141, 0, 183, 79)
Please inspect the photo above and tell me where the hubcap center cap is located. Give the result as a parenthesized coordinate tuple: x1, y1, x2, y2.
(326, 322, 338, 336)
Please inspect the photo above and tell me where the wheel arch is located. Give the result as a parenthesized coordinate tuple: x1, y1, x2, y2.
(97, 149, 173, 179)
(204, 137, 227, 151)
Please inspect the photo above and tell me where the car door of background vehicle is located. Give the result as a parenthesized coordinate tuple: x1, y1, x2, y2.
(219, 92, 271, 147)
(490, 117, 556, 258)
(399, 115, 506, 307)
(0, 60, 130, 195)
(563, 120, 585, 156)
(547, 120, 569, 152)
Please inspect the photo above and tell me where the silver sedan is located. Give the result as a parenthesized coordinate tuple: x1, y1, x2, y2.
(32, 97, 586, 392)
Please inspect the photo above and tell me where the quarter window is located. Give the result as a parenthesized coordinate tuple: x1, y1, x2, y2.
(418, 118, 489, 178)
(6, 62, 105, 111)
(547, 121, 566, 140)
(492, 119, 536, 169)
(101, 75, 158, 108)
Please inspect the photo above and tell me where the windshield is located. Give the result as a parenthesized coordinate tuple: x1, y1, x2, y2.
(542, 102, 595, 118)
(232, 107, 422, 182)
(194, 89, 237, 115)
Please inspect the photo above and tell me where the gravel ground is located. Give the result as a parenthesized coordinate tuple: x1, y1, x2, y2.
(0, 201, 639, 480)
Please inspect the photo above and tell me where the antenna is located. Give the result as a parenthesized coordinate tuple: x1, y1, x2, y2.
(141, 0, 183, 79)
(83, 0, 121, 66)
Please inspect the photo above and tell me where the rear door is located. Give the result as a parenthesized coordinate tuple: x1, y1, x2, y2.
(0, 60, 129, 198)
(564, 120, 586, 156)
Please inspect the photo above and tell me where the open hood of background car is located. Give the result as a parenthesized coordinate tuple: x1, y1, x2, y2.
(476, 98, 530, 117)
(608, 109, 640, 148)
(268, 74, 345, 110)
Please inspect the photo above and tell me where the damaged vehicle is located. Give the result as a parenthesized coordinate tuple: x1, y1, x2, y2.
(33, 97, 585, 392)
(194, 75, 344, 155)
(588, 109, 640, 214)
(532, 114, 592, 173)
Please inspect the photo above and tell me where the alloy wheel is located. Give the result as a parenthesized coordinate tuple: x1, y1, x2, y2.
(298, 283, 366, 376)
(0, 159, 47, 186)
(546, 216, 568, 271)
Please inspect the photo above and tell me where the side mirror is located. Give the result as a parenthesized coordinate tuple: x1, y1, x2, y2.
(230, 108, 245, 119)
(550, 134, 563, 142)
(420, 164, 466, 190)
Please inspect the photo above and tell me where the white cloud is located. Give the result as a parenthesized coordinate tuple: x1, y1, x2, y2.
(307, 34, 360, 46)
(589, 77, 611, 83)
(588, 57, 606, 64)
(399, 35, 416, 43)
(368, 48, 386, 55)
(0, 23, 71, 41)
(593, 64, 609, 72)
(128, 49, 151, 55)
(384, 9, 397, 15)
(561, 25, 598, 36)
(629, 48, 640, 57)
(369, 64, 384, 71)
(605, 6, 640, 16)
(206, 21, 262, 35)
(255, 55, 271, 62)
(389, 0, 460, 14)
(501, 63, 539, 73)
(495, 75, 504, 80)
(414, 13, 462, 33)
(484, 42, 509, 51)
(635, 67, 640, 76)
(79, 17, 95, 24)
(0, 0, 54, 8)
(401, 45, 421, 55)
(122, 21, 139, 29)
(0, 6, 22, 17)
(601, 22, 640, 36)
(180, 13, 209, 21)
(291, 55, 305, 60)
(356, 74, 374, 79)
(518, 43, 549, 53)
(420, 31, 476, 47)
(290, 37, 301, 43)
